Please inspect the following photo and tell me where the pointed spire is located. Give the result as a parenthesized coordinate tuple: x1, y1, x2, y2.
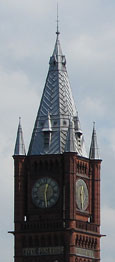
(14, 117, 26, 156)
(65, 120, 78, 153)
(52, 27, 63, 65)
(50, 6, 66, 68)
(74, 113, 83, 137)
(28, 27, 86, 157)
(74, 114, 87, 157)
(52, 35, 63, 59)
(89, 122, 100, 159)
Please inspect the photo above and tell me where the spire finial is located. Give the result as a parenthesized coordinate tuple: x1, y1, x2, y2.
(56, 2, 60, 36)
(93, 121, 95, 129)
(19, 116, 21, 125)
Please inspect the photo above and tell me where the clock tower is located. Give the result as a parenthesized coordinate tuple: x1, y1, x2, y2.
(12, 27, 102, 262)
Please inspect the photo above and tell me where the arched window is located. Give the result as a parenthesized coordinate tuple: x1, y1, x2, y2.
(28, 236, 32, 247)
(44, 131, 51, 151)
(39, 160, 43, 171)
(34, 161, 38, 173)
(48, 234, 52, 246)
(34, 236, 39, 247)
(54, 234, 58, 246)
(41, 236, 45, 247)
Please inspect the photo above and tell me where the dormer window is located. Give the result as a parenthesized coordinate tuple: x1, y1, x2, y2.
(42, 113, 52, 152)
(62, 56, 66, 66)
(44, 131, 51, 151)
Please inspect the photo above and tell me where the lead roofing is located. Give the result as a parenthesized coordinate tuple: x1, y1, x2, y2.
(28, 30, 87, 156)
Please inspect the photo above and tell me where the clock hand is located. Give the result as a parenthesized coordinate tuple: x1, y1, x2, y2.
(44, 183, 49, 207)
(80, 185, 84, 209)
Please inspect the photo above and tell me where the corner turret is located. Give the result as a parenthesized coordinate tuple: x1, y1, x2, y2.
(14, 118, 26, 156)
(89, 122, 100, 159)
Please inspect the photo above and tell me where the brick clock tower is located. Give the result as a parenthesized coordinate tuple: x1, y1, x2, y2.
(12, 26, 102, 262)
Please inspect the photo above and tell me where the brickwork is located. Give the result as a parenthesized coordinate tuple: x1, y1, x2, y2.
(13, 153, 101, 262)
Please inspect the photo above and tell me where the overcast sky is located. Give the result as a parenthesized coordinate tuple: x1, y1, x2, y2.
(0, 0, 115, 261)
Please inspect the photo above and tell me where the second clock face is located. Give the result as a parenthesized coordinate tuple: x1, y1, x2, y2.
(76, 179, 88, 211)
(32, 177, 59, 208)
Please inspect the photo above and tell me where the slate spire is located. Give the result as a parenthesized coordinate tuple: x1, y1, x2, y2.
(28, 29, 87, 157)
(14, 118, 26, 156)
(89, 122, 100, 159)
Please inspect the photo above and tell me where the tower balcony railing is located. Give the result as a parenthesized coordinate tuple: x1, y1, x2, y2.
(20, 220, 63, 232)
(76, 220, 98, 233)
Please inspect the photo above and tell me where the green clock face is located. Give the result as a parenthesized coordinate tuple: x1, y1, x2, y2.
(76, 179, 88, 211)
(32, 177, 59, 208)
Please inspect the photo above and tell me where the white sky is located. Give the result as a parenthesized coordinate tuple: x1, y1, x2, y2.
(0, 0, 115, 261)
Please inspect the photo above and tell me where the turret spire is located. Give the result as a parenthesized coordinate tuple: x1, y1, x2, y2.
(89, 122, 100, 159)
(14, 117, 26, 156)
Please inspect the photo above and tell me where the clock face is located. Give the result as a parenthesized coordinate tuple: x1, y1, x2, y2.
(76, 179, 88, 211)
(32, 177, 59, 208)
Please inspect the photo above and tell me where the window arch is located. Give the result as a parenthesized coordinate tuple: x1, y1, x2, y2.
(34, 161, 38, 173)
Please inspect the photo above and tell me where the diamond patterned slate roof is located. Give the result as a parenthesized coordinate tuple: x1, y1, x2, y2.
(28, 33, 87, 157)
